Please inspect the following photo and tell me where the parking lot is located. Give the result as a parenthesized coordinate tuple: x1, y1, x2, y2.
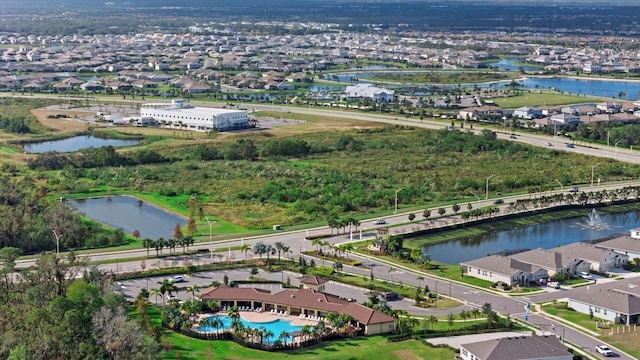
(117, 268, 376, 306)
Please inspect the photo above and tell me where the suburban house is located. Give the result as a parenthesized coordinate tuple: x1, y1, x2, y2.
(457, 105, 503, 122)
(556, 242, 627, 272)
(460, 255, 548, 286)
(568, 288, 640, 325)
(199, 286, 396, 335)
(461, 244, 619, 286)
(509, 248, 588, 278)
(595, 228, 640, 261)
(344, 84, 395, 103)
(459, 336, 573, 360)
(513, 106, 542, 119)
(549, 112, 581, 125)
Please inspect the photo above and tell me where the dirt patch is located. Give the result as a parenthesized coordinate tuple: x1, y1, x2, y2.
(31, 109, 93, 132)
(391, 349, 422, 360)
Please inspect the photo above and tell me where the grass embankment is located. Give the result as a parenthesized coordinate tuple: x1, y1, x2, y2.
(492, 92, 591, 108)
(542, 302, 640, 359)
(132, 307, 455, 360)
(366, 71, 517, 84)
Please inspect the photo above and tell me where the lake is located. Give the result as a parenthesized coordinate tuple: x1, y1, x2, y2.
(24, 136, 141, 153)
(320, 70, 640, 100)
(422, 209, 640, 264)
(71, 196, 186, 239)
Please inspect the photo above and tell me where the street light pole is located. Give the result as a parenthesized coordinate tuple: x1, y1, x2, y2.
(485, 174, 496, 200)
(554, 179, 563, 191)
(394, 188, 404, 214)
(615, 139, 623, 160)
(205, 217, 215, 261)
(52, 230, 62, 255)
(591, 163, 601, 187)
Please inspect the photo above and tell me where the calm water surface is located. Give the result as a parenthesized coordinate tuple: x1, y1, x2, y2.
(24, 136, 140, 153)
(71, 196, 185, 239)
(422, 210, 640, 264)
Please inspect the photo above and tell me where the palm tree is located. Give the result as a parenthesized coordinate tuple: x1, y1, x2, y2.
(150, 287, 161, 305)
(240, 244, 252, 260)
(265, 244, 273, 263)
(209, 316, 224, 335)
(253, 241, 267, 260)
(427, 315, 438, 330)
(274, 241, 285, 262)
(157, 278, 176, 307)
(314, 320, 327, 338)
(186, 284, 201, 299)
(471, 308, 481, 325)
(311, 238, 323, 253)
(300, 325, 312, 344)
(227, 305, 240, 320)
(261, 326, 274, 346)
(278, 330, 290, 347)
(460, 309, 469, 326)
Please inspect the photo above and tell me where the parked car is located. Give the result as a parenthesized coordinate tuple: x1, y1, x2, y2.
(595, 345, 613, 357)
(171, 275, 184, 283)
(568, 187, 579, 193)
(547, 281, 560, 289)
(578, 271, 593, 280)
(566, 143, 575, 148)
(375, 219, 387, 225)
(494, 199, 504, 204)
(381, 291, 399, 301)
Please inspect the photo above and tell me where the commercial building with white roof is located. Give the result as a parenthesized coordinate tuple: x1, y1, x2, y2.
(140, 99, 249, 132)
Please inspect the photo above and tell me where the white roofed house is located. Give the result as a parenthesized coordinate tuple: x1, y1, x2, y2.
(344, 84, 395, 103)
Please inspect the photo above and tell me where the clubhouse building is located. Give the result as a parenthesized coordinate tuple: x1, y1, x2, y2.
(199, 284, 396, 335)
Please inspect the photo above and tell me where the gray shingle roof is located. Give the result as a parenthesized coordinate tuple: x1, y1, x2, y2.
(570, 289, 640, 316)
(461, 336, 572, 360)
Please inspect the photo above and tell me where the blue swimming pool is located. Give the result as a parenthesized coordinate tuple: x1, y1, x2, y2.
(197, 315, 302, 342)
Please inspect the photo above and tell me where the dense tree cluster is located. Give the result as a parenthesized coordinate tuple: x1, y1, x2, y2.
(0, 116, 30, 134)
(27, 146, 168, 171)
(0, 175, 126, 254)
(0, 252, 161, 359)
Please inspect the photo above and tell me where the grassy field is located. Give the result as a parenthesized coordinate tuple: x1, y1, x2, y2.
(492, 92, 592, 108)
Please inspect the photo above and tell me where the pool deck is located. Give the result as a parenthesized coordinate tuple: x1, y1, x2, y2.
(195, 310, 321, 345)
(196, 310, 320, 328)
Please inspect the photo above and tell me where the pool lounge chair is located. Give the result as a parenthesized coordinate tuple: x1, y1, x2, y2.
(270, 309, 275, 314)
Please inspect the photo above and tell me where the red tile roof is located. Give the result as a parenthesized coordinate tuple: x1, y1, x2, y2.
(200, 287, 395, 326)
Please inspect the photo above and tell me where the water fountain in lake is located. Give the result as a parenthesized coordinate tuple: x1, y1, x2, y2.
(578, 209, 611, 231)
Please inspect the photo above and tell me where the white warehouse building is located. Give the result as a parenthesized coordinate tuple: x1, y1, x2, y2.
(140, 99, 249, 132)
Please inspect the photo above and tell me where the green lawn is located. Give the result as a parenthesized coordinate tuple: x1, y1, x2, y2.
(162, 334, 454, 360)
(492, 92, 592, 108)
(541, 302, 602, 332)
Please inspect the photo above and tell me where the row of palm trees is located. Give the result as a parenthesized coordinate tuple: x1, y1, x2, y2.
(311, 239, 355, 261)
(198, 306, 357, 349)
(141, 236, 195, 257)
(326, 216, 361, 235)
(244, 241, 292, 263)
